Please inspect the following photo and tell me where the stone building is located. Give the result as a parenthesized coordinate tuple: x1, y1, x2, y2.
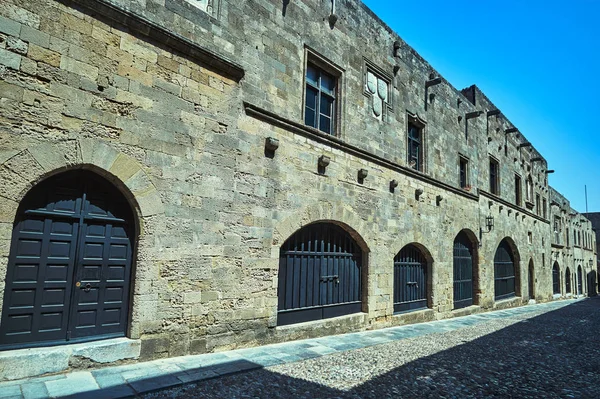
(549, 189, 596, 297)
(0, 0, 596, 379)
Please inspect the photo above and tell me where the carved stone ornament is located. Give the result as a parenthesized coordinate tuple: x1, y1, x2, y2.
(366, 72, 377, 94)
(377, 78, 388, 101)
(372, 96, 382, 117)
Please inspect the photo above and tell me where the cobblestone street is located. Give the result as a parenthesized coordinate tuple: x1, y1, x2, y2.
(146, 298, 600, 399)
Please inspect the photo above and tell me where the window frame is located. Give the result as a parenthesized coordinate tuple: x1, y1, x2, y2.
(407, 112, 427, 173)
(303, 48, 343, 136)
(489, 156, 500, 195)
(515, 174, 522, 206)
(459, 155, 470, 189)
(363, 58, 393, 121)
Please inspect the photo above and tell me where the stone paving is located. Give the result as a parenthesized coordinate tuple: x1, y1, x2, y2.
(0, 299, 591, 398)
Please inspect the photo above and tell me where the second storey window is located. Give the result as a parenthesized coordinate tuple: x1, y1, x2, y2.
(536, 194, 541, 215)
(489, 157, 499, 195)
(305, 63, 336, 135)
(459, 156, 469, 188)
(515, 174, 522, 206)
(408, 122, 423, 171)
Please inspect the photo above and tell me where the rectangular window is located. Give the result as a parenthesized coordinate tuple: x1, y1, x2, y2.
(543, 198, 547, 219)
(515, 175, 522, 206)
(536, 194, 541, 216)
(459, 156, 469, 188)
(408, 122, 423, 171)
(489, 157, 499, 195)
(304, 57, 340, 135)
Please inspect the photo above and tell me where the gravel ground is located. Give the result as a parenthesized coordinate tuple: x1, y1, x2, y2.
(144, 298, 600, 399)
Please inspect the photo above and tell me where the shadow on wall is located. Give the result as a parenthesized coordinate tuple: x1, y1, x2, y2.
(57, 298, 600, 398)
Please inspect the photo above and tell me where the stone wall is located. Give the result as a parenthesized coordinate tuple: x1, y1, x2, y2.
(0, 0, 596, 363)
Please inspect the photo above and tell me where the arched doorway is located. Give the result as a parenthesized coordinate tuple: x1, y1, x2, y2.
(277, 222, 363, 326)
(453, 231, 477, 309)
(566, 268, 572, 294)
(394, 244, 430, 313)
(552, 262, 561, 294)
(0, 170, 135, 348)
(528, 259, 535, 300)
(577, 265, 583, 295)
(494, 239, 518, 300)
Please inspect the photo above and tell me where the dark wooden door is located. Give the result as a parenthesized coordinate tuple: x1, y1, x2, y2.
(0, 172, 134, 348)
(552, 264, 560, 294)
(494, 240, 516, 300)
(453, 233, 474, 309)
(577, 266, 583, 295)
(277, 223, 362, 326)
(394, 245, 428, 313)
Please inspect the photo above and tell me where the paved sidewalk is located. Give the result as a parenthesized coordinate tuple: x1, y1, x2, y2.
(0, 299, 578, 399)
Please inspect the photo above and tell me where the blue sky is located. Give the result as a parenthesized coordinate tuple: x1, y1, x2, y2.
(362, 0, 600, 213)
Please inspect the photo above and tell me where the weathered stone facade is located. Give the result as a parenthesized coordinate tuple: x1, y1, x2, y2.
(0, 0, 596, 373)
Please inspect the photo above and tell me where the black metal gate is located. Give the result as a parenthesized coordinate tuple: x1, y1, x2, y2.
(394, 245, 428, 313)
(528, 261, 535, 300)
(453, 232, 474, 309)
(552, 263, 560, 294)
(277, 223, 362, 326)
(565, 268, 572, 293)
(0, 171, 134, 349)
(494, 239, 516, 300)
(577, 266, 583, 295)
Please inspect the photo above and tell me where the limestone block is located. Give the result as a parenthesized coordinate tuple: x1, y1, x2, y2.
(79, 138, 119, 171)
(27, 43, 60, 67)
(19, 25, 49, 47)
(0, 48, 21, 70)
(0, 347, 69, 381)
(60, 55, 98, 81)
(28, 142, 77, 172)
(0, 15, 21, 37)
(70, 338, 141, 364)
(120, 36, 158, 63)
(109, 153, 141, 182)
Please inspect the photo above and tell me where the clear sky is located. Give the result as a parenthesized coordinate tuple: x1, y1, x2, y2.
(361, 0, 600, 213)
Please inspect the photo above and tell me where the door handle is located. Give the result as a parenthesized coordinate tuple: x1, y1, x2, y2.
(76, 282, 92, 292)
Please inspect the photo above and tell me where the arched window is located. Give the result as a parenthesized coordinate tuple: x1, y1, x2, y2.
(277, 223, 363, 326)
(577, 265, 583, 295)
(552, 263, 561, 294)
(394, 244, 429, 312)
(453, 231, 476, 309)
(0, 171, 135, 348)
(494, 239, 517, 300)
(566, 268, 572, 293)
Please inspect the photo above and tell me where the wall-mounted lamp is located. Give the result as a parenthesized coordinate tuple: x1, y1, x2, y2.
(436, 195, 443, 205)
(358, 168, 368, 180)
(486, 215, 495, 232)
(390, 179, 399, 192)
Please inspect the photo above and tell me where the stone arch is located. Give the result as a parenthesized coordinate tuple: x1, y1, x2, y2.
(528, 258, 535, 300)
(0, 169, 140, 346)
(393, 242, 434, 312)
(493, 237, 521, 299)
(272, 202, 372, 254)
(552, 261, 561, 295)
(0, 139, 164, 237)
(453, 229, 479, 309)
